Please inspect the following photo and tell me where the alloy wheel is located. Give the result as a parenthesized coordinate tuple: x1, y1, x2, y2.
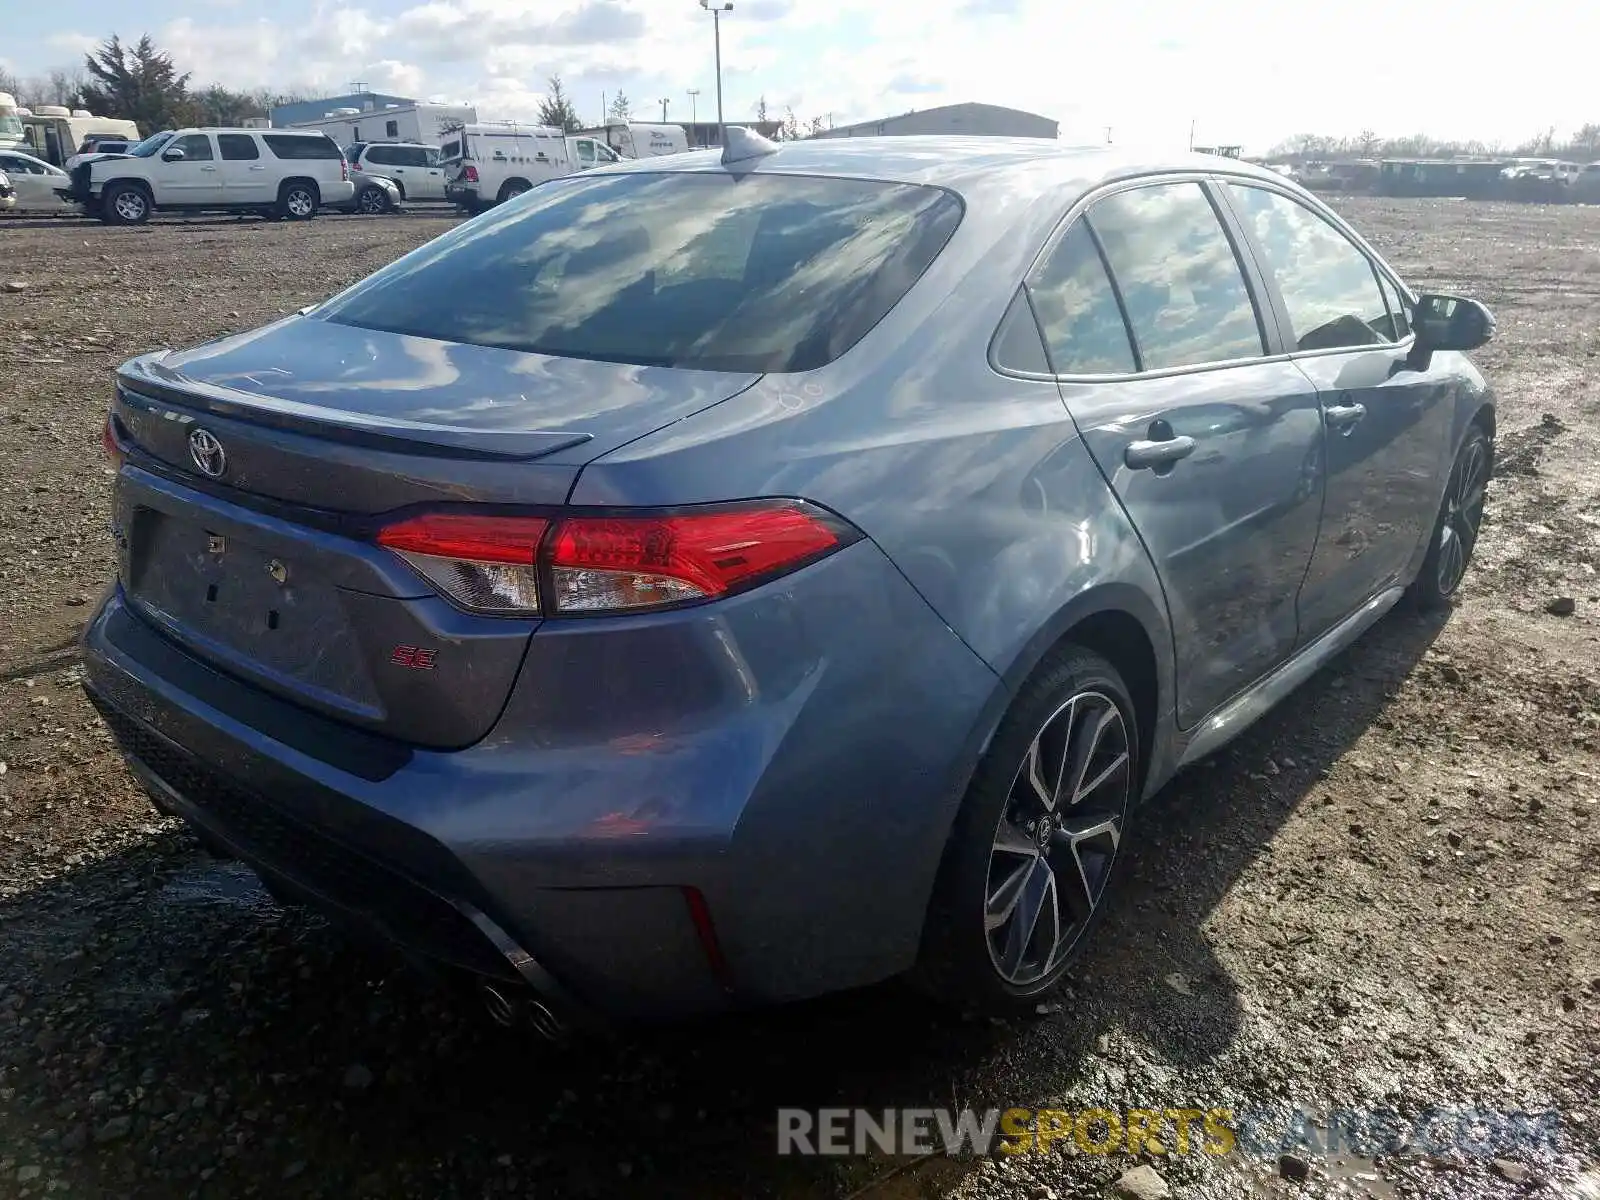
(1437, 434, 1490, 597)
(985, 690, 1132, 988)
(286, 189, 315, 218)
(358, 187, 387, 214)
(114, 191, 147, 222)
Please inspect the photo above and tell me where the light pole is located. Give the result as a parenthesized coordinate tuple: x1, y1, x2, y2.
(687, 88, 700, 139)
(660, 97, 671, 122)
(699, 0, 732, 145)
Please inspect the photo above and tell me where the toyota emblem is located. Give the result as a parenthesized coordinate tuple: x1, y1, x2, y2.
(188, 428, 226, 479)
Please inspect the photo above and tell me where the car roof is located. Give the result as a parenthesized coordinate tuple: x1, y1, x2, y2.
(598, 135, 1288, 195)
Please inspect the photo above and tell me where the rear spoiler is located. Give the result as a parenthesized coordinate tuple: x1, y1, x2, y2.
(117, 354, 591, 463)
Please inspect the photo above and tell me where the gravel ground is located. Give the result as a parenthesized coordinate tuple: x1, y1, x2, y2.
(0, 200, 1596, 1200)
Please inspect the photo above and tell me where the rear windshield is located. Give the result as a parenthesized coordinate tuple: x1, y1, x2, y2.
(263, 134, 341, 160)
(439, 138, 462, 162)
(317, 172, 963, 373)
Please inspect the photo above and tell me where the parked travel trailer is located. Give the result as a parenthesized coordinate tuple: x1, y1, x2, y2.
(286, 102, 477, 149)
(18, 107, 140, 168)
(0, 93, 24, 149)
(439, 122, 573, 212)
(575, 121, 689, 160)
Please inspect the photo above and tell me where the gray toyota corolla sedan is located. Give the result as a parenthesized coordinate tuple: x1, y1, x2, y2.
(83, 132, 1494, 1032)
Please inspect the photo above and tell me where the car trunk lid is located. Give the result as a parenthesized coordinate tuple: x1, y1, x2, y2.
(109, 316, 763, 747)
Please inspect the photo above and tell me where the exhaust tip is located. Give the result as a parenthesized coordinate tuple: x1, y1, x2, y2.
(525, 999, 567, 1043)
(479, 982, 520, 1028)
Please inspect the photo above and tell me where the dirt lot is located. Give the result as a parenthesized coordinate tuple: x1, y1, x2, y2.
(0, 199, 1596, 1200)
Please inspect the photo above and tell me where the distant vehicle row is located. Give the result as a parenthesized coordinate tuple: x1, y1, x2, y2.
(5, 117, 701, 224)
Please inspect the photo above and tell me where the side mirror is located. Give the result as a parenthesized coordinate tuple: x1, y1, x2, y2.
(1406, 293, 1493, 371)
(161, 147, 185, 162)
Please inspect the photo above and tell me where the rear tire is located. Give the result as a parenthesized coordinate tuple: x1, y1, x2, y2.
(357, 185, 393, 215)
(913, 645, 1140, 1015)
(277, 181, 319, 221)
(496, 179, 530, 204)
(103, 183, 151, 226)
(1410, 423, 1492, 610)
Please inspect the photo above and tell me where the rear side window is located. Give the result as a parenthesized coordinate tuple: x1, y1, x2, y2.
(263, 134, 341, 160)
(365, 145, 399, 165)
(1025, 221, 1137, 374)
(440, 139, 462, 161)
(318, 173, 964, 373)
(1088, 182, 1265, 370)
(218, 134, 259, 161)
(1227, 184, 1393, 351)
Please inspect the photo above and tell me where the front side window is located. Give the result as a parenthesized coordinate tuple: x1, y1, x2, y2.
(1025, 221, 1136, 374)
(1228, 183, 1393, 351)
(169, 134, 215, 162)
(218, 134, 260, 161)
(1088, 182, 1265, 370)
(1376, 273, 1411, 340)
(400, 147, 431, 168)
(319, 172, 963, 373)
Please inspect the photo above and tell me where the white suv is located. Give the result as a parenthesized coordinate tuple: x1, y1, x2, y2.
(71, 128, 355, 224)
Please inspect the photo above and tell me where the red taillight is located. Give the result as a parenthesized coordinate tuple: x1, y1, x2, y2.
(102, 413, 123, 468)
(340, 155, 349, 182)
(549, 506, 842, 612)
(377, 513, 548, 615)
(463, 164, 479, 183)
(373, 501, 853, 617)
(377, 513, 547, 563)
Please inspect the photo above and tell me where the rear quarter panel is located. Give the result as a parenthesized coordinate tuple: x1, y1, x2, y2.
(570, 163, 1178, 786)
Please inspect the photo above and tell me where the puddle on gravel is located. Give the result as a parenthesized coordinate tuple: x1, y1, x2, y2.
(154, 860, 273, 911)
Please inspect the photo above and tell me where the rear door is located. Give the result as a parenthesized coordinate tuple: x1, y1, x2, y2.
(217, 132, 272, 204)
(1033, 179, 1326, 726)
(155, 133, 223, 205)
(1219, 180, 1453, 642)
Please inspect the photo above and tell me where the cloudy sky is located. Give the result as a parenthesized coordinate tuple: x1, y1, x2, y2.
(4, 0, 1594, 152)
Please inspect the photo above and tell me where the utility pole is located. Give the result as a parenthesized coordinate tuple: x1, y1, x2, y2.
(687, 89, 700, 135)
(1104, 126, 1112, 144)
(1189, 119, 1196, 151)
(660, 97, 670, 122)
(700, 0, 733, 145)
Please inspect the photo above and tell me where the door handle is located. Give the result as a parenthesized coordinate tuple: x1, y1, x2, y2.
(1125, 435, 1197, 470)
(1325, 402, 1366, 431)
(249, 165, 266, 171)
(200, 166, 217, 171)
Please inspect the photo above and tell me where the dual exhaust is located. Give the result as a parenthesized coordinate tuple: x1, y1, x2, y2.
(479, 981, 569, 1042)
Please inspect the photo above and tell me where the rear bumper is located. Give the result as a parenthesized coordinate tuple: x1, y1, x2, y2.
(82, 539, 999, 1020)
(444, 182, 482, 207)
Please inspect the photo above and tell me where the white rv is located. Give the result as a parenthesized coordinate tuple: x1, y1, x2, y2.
(0, 93, 24, 150)
(18, 107, 140, 168)
(576, 122, 689, 160)
(439, 122, 573, 212)
(287, 102, 477, 149)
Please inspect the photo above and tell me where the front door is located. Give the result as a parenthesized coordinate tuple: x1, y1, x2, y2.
(1034, 180, 1326, 726)
(217, 133, 273, 205)
(154, 133, 223, 205)
(1221, 182, 1455, 641)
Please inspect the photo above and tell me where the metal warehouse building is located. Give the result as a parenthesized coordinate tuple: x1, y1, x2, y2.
(810, 102, 1057, 140)
(268, 91, 418, 128)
